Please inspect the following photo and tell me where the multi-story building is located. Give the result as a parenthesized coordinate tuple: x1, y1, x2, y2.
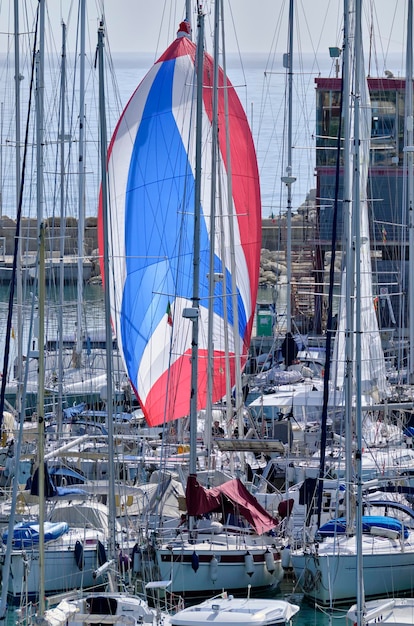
(314, 76, 408, 335)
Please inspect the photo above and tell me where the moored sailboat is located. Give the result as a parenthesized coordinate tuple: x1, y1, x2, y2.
(100, 2, 282, 598)
(345, 2, 414, 623)
(290, 0, 414, 607)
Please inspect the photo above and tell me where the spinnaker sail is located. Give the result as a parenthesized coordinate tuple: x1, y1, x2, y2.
(98, 22, 261, 426)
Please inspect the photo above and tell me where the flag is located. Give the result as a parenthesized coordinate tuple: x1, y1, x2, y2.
(166, 301, 173, 327)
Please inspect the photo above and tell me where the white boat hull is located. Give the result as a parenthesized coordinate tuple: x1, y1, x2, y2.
(151, 541, 283, 597)
(169, 594, 300, 626)
(1, 530, 106, 602)
(292, 534, 414, 605)
(347, 598, 414, 625)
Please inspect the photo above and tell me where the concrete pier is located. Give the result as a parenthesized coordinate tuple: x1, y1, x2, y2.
(0, 216, 99, 283)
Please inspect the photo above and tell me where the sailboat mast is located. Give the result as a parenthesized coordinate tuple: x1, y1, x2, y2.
(14, 0, 23, 415)
(0, 2, 24, 615)
(205, 0, 220, 464)
(57, 22, 67, 432)
(219, 0, 244, 453)
(37, 225, 46, 617)
(282, 0, 296, 333)
(406, 0, 414, 383)
(353, 0, 365, 621)
(97, 19, 117, 562)
(343, 0, 355, 533)
(188, 4, 204, 486)
(36, 0, 46, 615)
(185, 0, 192, 38)
(75, 0, 86, 366)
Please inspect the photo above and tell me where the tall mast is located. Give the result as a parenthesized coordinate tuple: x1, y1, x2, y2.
(57, 22, 67, 433)
(343, 0, 354, 534)
(14, 0, 23, 415)
(187, 5, 204, 490)
(185, 0, 192, 38)
(406, 0, 414, 383)
(36, 0, 46, 614)
(0, 1, 23, 614)
(205, 0, 219, 464)
(75, 0, 86, 367)
(282, 0, 296, 333)
(97, 19, 117, 562)
(219, 0, 244, 457)
(354, 0, 365, 620)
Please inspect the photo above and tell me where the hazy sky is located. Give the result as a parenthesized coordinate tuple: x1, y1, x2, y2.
(97, 1, 407, 60)
(96, 0, 407, 52)
(0, 1, 409, 64)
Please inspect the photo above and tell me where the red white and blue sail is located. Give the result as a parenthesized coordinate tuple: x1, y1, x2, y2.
(99, 22, 261, 427)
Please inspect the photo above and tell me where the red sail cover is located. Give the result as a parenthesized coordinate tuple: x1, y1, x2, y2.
(185, 475, 277, 535)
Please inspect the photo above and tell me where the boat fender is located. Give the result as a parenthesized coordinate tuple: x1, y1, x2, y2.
(74, 540, 84, 571)
(244, 551, 254, 577)
(281, 545, 291, 569)
(265, 548, 275, 574)
(97, 540, 107, 567)
(286, 465, 295, 483)
(191, 551, 199, 573)
(132, 544, 142, 574)
(210, 555, 219, 582)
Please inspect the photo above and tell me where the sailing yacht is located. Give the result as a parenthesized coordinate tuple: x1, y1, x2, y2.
(290, 0, 414, 606)
(100, 3, 284, 597)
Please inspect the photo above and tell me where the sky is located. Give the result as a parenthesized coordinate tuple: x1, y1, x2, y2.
(99, 1, 408, 55)
(91, 1, 408, 63)
(0, 1, 409, 67)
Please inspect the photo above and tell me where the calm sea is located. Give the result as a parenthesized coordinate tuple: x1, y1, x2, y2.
(0, 282, 105, 380)
(0, 48, 329, 224)
(260, 581, 350, 626)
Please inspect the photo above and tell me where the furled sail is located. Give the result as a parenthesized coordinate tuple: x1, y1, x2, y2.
(98, 22, 261, 426)
(332, 20, 388, 403)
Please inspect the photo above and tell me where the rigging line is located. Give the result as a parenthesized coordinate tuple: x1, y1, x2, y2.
(298, 0, 343, 74)
(255, 1, 285, 145)
(316, 27, 345, 530)
(0, 7, 39, 434)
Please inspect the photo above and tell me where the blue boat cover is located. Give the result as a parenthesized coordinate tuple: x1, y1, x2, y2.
(318, 515, 409, 539)
(3, 521, 69, 548)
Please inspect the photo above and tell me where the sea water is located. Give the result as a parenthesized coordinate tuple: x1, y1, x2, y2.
(261, 581, 349, 626)
(0, 49, 327, 224)
(3, 591, 350, 626)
